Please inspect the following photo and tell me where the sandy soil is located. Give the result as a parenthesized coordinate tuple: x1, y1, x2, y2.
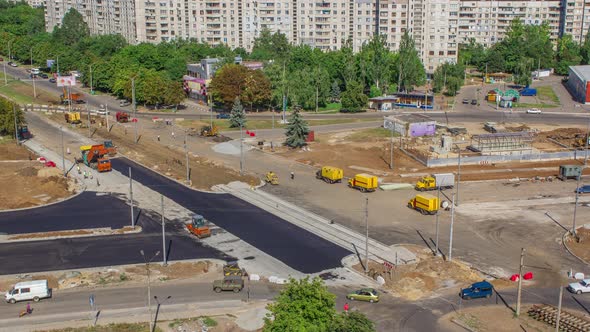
(0, 261, 222, 292)
(564, 227, 590, 263)
(438, 305, 554, 332)
(47, 113, 257, 190)
(0, 143, 75, 209)
(353, 246, 483, 301)
(164, 315, 254, 332)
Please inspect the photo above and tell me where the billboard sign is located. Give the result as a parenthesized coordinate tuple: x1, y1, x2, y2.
(57, 76, 76, 87)
(46, 59, 55, 68)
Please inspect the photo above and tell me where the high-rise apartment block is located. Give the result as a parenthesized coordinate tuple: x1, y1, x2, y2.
(42, 0, 590, 72)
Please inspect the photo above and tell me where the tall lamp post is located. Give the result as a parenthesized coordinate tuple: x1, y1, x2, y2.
(30, 48, 36, 99)
(140, 250, 160, 332)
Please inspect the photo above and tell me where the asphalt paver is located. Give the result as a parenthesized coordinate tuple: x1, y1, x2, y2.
(111, 157, 351, 273)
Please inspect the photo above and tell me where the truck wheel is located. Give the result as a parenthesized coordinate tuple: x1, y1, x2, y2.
(407, 203, 413, 209)
(233, 288, 241, 293)
(360, 187, 366, 193)
(420, 209, 427, 215)
(33, 296, 39, 302)
(9, 299, 15, 304)
(214, 287, 222, 293)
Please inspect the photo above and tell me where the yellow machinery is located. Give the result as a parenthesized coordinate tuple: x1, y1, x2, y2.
(415, 173, 455, 191)
(348, 173, 378, 192)
(265, 171, 279, 185)
(200, 125, 219, 137)
(185, 214, 211, 239)
(64, 112, 81, 124)
(407, 194, 439, 215)
(316, 166, 343, 184)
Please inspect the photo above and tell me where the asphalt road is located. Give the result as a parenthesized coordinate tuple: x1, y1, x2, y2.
(0, 192, 134, 234)
(0, 209, 233, 275)
(110, 157, 351, 274)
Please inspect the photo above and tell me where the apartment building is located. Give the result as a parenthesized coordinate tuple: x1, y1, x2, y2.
(562, 0, 590, 44)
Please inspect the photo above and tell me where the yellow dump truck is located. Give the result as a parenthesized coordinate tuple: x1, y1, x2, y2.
(415, 173, 455, 191)
(407, 194, 439, 215)
(64, 111, 81, 124)
(316, 166, 343, 184)
(348, 173, 378, 192)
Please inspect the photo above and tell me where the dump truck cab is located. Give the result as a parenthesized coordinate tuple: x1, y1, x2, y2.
(80, 144, 111, 172)
(186, 214, 211, 238)
(116, 112, 129, 123)
(103, 140, 117, 156)
(316, 166, 343, 184)
(265, 172, 279, 185)
(415, 176, 436, 191)
(17, 126, 32, 140)
(97, 158, 112, 172)
(64, 112, 81, 124)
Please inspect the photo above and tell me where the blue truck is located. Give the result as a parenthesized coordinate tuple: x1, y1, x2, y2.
(520, 87, 537, 96)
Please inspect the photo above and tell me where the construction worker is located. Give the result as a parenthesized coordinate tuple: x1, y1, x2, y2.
(77, 165, 81, 174)
(343, 302, 349, 314)
(83, 170, 87, 179)
(26, 303, 31, 314)
(89, 171, 93, 180)
(290, 172, 295, 180)
(157, 135, 160, 142)
(171, 131, 175, 139)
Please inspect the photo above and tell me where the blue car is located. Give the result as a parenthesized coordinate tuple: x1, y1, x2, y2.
(216, 113, 230, 119)
(460, 281, 493, 300)
(576, 185, 590, 194)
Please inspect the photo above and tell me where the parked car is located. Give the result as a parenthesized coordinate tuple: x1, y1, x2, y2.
(39, 73, 48, 79)
(216, 113, 230, 119)
(213, 276, 244, 293)
(575, 185, 590, 194)
(49, 78, 56, 83)
(459, 281, 493, 300)
(5, 280, 52, 303)
(526, 108, 542, 114)
(471, 99, 478, 105)
(119, 100, 131, 107)
(567, 279, 590, 294)
(8, 61, 17, 67)
(462, 99, 469, 104)
(346, 288, 379, 303)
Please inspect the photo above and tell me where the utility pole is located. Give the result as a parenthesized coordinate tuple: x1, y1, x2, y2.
(209, 94, 213, 129)
(516, 248, 526, 317)
(240, 124, 244, 175)
(585, 116, 590, 165)
(105, 105, 109, 131)
(13, 104, 18, 145)
(448, 192, 456, 261)
(132, 77, 137, 143)
(87, 103, 91, 137)
(282, 61, 287, 122)
(60, 127, 66, 177)
(56, 55, 59, 76)
(140, 250, 160, 332)
(89, 65, 93, 94)
(364, 196, 369, 274)
(3, 61, 7, 85)
(573, 174, 581, 238)
(185, 134, 190, 185)
(389, 125, 394, 170)
(30, 48, 36, 99)
(68, 84, 72, 113)
(435, 187, 441, 256)
(556, 286, 563, 332)
(161, 195, 167, 266)
(456, 145, 462, 206)
(129, 167, 135, 228)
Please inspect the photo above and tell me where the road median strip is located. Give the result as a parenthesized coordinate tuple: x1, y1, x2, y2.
(0, 226, 142, 243)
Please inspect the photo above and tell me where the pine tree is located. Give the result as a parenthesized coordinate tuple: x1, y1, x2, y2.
(229, 97, 246, 128)
(330, 80, 341, 102)
(285, 107, 309, 148)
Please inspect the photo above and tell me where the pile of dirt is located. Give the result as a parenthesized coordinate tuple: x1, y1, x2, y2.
(355, 248, 482, 301)
(0, 163, 75, 209)
(564, 228, 590, 263)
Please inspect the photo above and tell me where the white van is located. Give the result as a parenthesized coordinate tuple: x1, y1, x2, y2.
(5, 280, 51, 303)
(31, 68, 40, 75)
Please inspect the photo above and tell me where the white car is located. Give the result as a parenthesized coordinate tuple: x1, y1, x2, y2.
(526, 108, 542, 114)
(567, 279, 590, 294)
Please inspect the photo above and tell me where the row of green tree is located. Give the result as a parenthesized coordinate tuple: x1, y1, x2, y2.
(459, 19, 590, 86)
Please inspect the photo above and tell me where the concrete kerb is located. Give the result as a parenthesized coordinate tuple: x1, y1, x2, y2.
(0, 226, 142, 244)
(561, 228, 590, 266)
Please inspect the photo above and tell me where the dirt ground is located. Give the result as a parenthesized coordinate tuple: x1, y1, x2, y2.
(0, 261, 221, 292)
(165, 315, 254, 332)
(353, 246, 486, 301)
(0, 143, 75, 209)
(46, 113, 257, 190)
(564, 227, 590, 263)
(274, 127, 590, 182)
(438, 305, 555, 332)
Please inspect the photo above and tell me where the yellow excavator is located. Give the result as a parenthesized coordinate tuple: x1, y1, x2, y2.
(265, 171, 279, 185)
(200, 125, 219, 137)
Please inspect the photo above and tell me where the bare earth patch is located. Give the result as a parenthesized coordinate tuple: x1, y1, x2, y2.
(564, 227, 590, 263)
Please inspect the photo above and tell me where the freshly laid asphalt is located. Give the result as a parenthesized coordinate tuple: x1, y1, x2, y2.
(111, 157, 351, 273)
(0, 192, 131, 234)
(0, 214, 233, 275)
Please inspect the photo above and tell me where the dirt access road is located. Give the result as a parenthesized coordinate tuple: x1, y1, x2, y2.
(0, 141, 74, 209)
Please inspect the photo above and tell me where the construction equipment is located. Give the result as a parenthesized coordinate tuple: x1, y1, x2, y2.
(415, 173, 455, 191)
(348, 173, 378, 192)
(185, 214, 211, 239)
(407, 194, 439, 215)
(265, 171, 279, 185)
(573, 134, 589, 148)
(116, 112, 129, 123)
(78, 144, 111, 172)
(558, 165, 582, 181)
(60, 87, 84, 104)
(316, 166, 343, 184)
(64, 112, 82, 124)
(103, 140, 117, 156)
(17, 126, 32, 140)
(223, 261, 245, 276)
(200, 124, 219, 137)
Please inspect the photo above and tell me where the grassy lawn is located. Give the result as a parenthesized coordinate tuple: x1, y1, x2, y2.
(178, 118, 374, 131)
(40, 323, 162, 332)
(168, 316, 218, 329)
(536, 85, 560, 104)
(0, 80, 36, 104)
(512, 102, 559, 109)
(348, 127, 396, 141)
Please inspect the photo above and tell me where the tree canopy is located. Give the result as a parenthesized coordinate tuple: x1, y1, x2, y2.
(52, 8, 90, 46)
(0, 96, 24, 137)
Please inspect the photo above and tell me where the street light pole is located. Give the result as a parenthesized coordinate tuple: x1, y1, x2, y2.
(129, 167, 135, 228)
(60, 126, 66, 177)
(389, 125, 394, 170)
(161, 195, 167, 266)
(140, 250, 160, 332)
(515, 248, 526, 317)
(585, 116, 590, 165)
(448, 192, 456, 262)
(573, 175, 581, 238)
(13, 104, 18, 146)
(455, 145, 462, 206)
(240, 123, 244, 175)
(209, 94, 213, 129)
(3, 61, 7, 85)
(89, 65, 93, 94)
(185, 133, 190, 185)
(364, 196, 369, 274)
(435, 187, 441, 256)
(132, 77, 137, 143)
(30, 48, 36, 99)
